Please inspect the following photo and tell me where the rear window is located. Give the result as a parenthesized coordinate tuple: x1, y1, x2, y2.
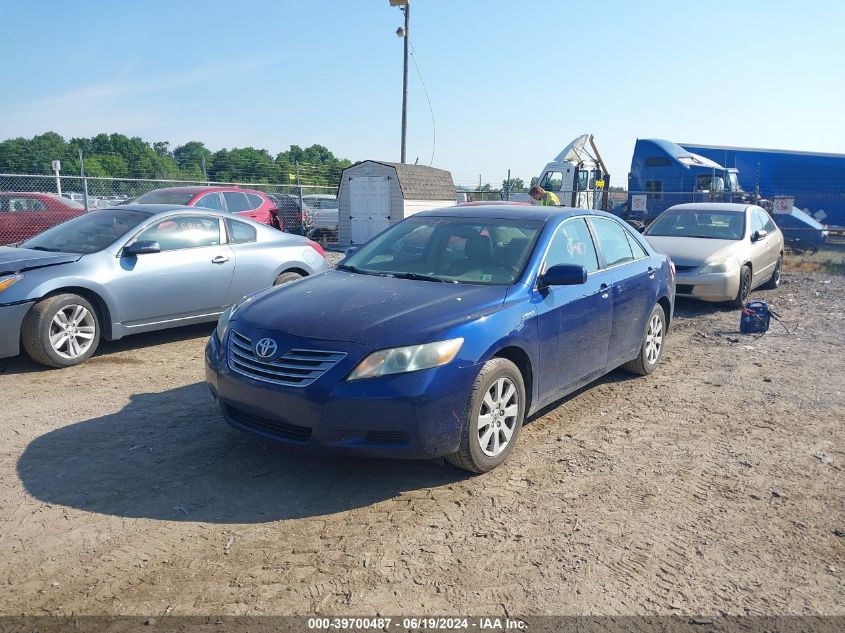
(227, 219, 257, 243)
(135, 190, 195, 205)
(223, 192, 250, 213)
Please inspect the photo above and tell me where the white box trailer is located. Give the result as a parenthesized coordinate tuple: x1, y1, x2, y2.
(337, 161, 456, 247)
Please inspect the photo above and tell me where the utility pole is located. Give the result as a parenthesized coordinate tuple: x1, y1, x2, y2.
(400, 1, 410, 163)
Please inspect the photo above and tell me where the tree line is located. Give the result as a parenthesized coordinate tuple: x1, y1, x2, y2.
(0, 132, 353, 186)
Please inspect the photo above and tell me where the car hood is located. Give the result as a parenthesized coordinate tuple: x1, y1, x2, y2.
(235, 269, 508, 348)
(0, 247, 83, 275)
(644, 236, 741, 267)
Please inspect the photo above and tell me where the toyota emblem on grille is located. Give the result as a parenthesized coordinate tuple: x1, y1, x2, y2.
(254, 338, 278, 359)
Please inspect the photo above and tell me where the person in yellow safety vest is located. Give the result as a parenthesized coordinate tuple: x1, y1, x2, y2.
(529, 185, 560, 206)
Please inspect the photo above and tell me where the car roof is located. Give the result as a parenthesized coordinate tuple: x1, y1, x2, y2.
(95, 203, 200, 215)
(415, 204, 599, 221)
(667, 202, 752, 213)
(0, 192, 65, 198)
(143, 186, 259, 195)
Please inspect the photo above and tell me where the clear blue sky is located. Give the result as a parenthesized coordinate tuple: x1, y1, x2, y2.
(1, 0, 843, 187)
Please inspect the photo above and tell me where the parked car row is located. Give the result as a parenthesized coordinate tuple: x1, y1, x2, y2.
(0, 198, 784, 473)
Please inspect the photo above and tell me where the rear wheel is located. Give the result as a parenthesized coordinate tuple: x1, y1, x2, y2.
(763, 255, 782, 289)
(273, 271, 304, 286)
(447, 357, 525, 473)
(21, 294, 101, 368)
(622, 304, 666, 376)
(730, 265, 752, 308)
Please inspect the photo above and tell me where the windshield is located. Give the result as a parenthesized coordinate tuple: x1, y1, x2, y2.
(726, 172, 741, 192)
(645, 210, 745, 240)
(134, 190, 195, 205)
(20, 209, 150, 254)
(341, 216, 544, 286)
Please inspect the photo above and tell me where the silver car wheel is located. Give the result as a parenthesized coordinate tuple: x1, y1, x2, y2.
(477, 377, 519, 457)
(49, 304, 96, 359)
(645, 313, 663, 365)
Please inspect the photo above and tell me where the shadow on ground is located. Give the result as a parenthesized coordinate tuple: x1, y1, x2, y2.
(17, 382, 466, 523)
(0, 323, 215, 376)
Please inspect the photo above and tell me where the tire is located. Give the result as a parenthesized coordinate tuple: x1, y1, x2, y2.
(273, 271, 304, 286)
(447, 357, 526, 474)
(762, 255, 782, 289)
(729, 265, 752, 309)
(622, 303, 666, 376)
(21, 293, 101, 368)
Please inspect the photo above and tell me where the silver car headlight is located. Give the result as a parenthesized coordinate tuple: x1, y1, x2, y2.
(0, 274, 23, 293)
(700, 257, 739, 275)
(347, 338, 464, 381)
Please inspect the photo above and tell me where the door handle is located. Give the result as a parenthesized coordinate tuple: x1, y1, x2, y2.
(212, 255, 229, 264)
(648, 266, 656, 279)
(600, 282, 610, 299)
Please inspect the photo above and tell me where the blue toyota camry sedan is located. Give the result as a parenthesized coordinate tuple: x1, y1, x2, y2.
(205, 205, 675, 472)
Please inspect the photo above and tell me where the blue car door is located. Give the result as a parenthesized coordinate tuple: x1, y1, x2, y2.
(533, 217, 612, 402)
(588, 217, 654, 364)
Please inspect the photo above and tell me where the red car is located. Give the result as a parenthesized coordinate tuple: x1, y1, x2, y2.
(134, 186, 280, 227)
(0, 192, 86, 245)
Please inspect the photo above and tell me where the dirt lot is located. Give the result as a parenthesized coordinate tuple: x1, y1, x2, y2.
(1, 270, 843, 617)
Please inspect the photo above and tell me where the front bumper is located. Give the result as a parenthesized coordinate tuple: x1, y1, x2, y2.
(674, 270, 739, 302)
(205, 327, 479, 460)
(0, 301, 33, 359)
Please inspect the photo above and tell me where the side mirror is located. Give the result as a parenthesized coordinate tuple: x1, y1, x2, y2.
(539, 264, 587, 288)
(123, 240, 161, 256)
(752, 229, 768, 242)
(344, 246, 359, 258)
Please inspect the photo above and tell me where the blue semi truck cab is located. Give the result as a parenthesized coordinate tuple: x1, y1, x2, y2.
(626, 139, 750, 220)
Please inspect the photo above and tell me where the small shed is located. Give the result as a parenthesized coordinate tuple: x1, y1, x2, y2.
(337, 160, 456, 246)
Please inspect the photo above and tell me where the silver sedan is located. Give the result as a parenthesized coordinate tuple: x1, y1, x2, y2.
(0, 204, 329, 367)
(644, 203, 784, 307)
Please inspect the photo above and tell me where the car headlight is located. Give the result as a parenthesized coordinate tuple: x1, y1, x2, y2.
(700, 257, 739, 275)
(0, 274, 23, 293)
(348, 338, 464, 381)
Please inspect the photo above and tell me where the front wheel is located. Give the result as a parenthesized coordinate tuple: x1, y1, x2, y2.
(622, 304, 666, 376)
(729, 265, 752, 309)
(762, 255, 782, 289)
(447, 357, 526, 473)
(21, 293, 101, 368)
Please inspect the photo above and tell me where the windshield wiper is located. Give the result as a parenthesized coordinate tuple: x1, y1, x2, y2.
(336, 264, 392, 277)
(390, 272, 450, 283)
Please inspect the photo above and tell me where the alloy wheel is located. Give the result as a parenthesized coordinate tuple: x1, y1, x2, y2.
(645, 313, 664, 365)
(49, 304, 97, 359)
(477, 377, 519, 457)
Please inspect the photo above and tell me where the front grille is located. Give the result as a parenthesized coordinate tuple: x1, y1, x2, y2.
(226, 405, 312, 442)
(674, 265, 698, 272)
(676, 284, 694, 294)
(364, 431, 410, 445)
(227, 330, 346, 387)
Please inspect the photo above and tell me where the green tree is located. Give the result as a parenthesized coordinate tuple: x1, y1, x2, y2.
(502, 177, 525, 192)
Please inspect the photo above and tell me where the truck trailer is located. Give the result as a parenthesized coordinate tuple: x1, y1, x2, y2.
(679, 143, 845, 228)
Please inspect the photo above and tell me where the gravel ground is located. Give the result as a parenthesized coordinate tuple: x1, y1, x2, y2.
(0, 271, 843, 617)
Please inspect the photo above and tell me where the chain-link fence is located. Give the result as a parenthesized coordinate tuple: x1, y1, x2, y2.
(0, 174, 339, 247)
(2, 172, 843, 255)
